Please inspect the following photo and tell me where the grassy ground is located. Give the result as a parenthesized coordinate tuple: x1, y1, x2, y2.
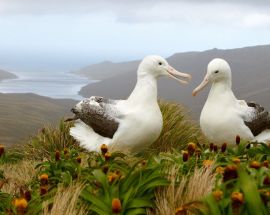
(0, 101, 270, 215)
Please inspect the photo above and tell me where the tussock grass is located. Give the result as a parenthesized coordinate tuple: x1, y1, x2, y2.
(149, 101, 203, 154)
(22, 101, 200, 158)
(43, 183, 86, 215)
(1, 160, 37, 194)
(149, 166, 215, 215)
(1, 101, 269, 214)
(23, 120, 81, 160)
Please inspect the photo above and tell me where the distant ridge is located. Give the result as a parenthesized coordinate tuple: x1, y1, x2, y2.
(76, 60, 138, 80)
(77, 44, 270, 118)
(0, 69, 17, 81)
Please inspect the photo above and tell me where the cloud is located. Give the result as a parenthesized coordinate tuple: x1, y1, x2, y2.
(0, 0, 269, 15)
(0, 0, 270, 68)
(0, 0, 269, 28)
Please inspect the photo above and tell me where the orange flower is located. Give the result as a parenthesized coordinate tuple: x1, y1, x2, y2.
(203, 160, 214, 168)
(187, 142, 196, 155)
(215, 166, 224, 174)
(232, 157, 241, 164)
(249, 161, 261, 169)
(212, 190, 223, 201)
(112, 198, 121, 213)
(175, 206, 187, 215)
(231, 191, 244, 206)
(13, 198, 28, 213)
(40, 173, 49, 185)
(105, 152, 111, 161)
(101, 144, 108, 155)
(108, 173, 118, 183)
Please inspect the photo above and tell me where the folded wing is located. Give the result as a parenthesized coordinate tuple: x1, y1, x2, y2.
(72, 96, 122, 138)
(243, 101, 270, 136)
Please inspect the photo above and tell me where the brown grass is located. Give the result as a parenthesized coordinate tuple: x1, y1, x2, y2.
(148, 165, 215, 215)
(23, 120, 81, 160)
(43, 183, 86, 215)
(1, 160, 37, 194)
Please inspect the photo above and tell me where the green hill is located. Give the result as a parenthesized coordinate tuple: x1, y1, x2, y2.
(0, 93, 76, 145)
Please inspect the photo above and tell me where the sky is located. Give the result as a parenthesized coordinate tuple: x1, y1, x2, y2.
(1, 0, 270, 71)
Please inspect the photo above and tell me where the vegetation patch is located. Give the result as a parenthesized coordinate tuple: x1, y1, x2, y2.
(0, 102, 269, 214)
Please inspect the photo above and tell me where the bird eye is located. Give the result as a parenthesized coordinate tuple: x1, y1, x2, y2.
(158, 62, 162, 65)
(214, 70, 219, 74)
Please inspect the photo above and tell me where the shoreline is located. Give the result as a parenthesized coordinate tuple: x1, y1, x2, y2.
(0, 70, 92, 100)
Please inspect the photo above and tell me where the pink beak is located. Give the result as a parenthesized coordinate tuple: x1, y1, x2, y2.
(192, 74, 210, 96)
(167, 66, 192, 85)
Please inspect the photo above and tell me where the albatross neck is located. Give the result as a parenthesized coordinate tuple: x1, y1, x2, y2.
(207, 79, 237, 104)
(127, 72, 158, 106)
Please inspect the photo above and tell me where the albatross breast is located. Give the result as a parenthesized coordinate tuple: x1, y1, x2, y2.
(112, 103, 163, 152)
(200, 101, 254, 145)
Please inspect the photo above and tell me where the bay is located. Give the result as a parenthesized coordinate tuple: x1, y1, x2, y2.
(0, 71, 94, 100)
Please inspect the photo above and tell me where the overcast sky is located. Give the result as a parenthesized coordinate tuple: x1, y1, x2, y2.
(1, 0, 270, 71)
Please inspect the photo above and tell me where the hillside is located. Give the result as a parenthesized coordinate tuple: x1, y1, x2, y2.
(0, 69, 17, 81)
(75, 60, 138, 80)
(78, 45, 270, 118)
(0, 93, 76, 145)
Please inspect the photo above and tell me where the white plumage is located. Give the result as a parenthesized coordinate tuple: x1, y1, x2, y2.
(193, 58, 270, 145)
(70, 55, 191, 153)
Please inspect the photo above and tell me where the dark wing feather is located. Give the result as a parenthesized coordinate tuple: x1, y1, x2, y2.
(72, 97, 121, 138)
(244, 102, 270, 136)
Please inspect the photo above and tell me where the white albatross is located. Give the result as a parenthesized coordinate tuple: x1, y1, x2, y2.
(192, 58, 270, 145)
(69, 55, 191, 153)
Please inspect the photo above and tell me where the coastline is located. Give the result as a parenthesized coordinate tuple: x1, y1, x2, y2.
(0, 70, 91, 100)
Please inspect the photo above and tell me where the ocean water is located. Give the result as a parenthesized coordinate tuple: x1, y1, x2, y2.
(0, 71, 94, 100)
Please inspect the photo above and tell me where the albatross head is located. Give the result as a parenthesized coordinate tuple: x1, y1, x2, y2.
(192, 58, 232, 96)
(138, 55, 192, 85)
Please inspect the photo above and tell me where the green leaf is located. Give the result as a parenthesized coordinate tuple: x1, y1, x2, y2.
(92, 169, 111, 203)
(80, 189, 111, 213)
(125, 208, 147, 215)
(238, 167, 267, 215)
(203, 194, 221, 215)
(126, 199, 153, 209)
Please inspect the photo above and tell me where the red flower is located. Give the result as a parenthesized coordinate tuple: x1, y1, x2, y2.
(112, 198, 121, 213)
